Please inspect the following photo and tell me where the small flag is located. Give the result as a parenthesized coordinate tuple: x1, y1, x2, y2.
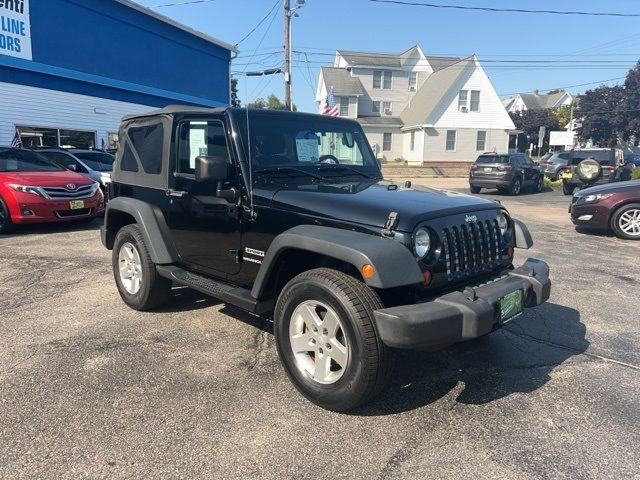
(101, 138, 106, 151)
(320, 87, 340, 117)
(10, 128, 22, 149)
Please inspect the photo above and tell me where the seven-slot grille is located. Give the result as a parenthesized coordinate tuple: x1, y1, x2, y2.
(41, 184, 95, 199)
(441, 219, 502, 280)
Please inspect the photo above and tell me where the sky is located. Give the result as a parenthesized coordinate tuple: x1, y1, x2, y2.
(133, 0, 640, 112)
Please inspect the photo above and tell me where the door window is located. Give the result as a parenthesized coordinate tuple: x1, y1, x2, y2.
(177, 120, 230, 174)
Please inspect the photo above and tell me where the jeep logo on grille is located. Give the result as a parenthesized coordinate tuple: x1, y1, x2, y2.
(465, 215, 477, 223)
(66, 183, 77, 190)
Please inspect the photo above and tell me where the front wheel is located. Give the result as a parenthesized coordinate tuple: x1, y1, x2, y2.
(112, 224, 172, 310)
(274, 268, 393, 411)
(0, 197, 13, 234)
(509, 177, 522, 196)
(611, 203, 640, 240)
(535, 175, 544, 193)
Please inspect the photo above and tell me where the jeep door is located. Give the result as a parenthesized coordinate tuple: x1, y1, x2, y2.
(166, 118, 241, 277)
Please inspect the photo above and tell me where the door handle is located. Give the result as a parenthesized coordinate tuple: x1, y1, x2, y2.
(166, 189, 188, 198)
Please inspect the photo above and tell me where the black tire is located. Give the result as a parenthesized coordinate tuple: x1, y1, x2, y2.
(509, 177, 522, 196)
(0, 197, 13, 234)
(610, 203, 640, 240)
(535, 175, 544, 193)
(112, 224, 172, 310)
(562, 182, 576, 196)
(274, 268, 394, 411)
(469, 185, 482, 194)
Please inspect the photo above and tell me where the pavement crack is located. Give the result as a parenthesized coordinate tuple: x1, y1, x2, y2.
(248, 319, 271, 371)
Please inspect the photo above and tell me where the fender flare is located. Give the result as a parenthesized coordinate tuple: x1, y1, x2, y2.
(250, 225, 424, 299)
(102, 197, 178, 264)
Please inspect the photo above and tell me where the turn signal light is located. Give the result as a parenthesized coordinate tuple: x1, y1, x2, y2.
(502, 246, 514, 259)
(422, 270, 432, 286)
(361, 264, 375, 278)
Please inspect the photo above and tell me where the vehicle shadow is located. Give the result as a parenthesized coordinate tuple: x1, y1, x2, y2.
(351, 302, 587, 416)
(154, 286, 223, 313)
(574, 226, 615, 238)
(1, 217, 102, 237)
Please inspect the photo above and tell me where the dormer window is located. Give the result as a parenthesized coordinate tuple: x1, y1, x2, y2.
(373, 70, 392, 89)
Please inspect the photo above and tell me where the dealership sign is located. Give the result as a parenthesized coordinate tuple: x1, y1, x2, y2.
(0, 0, 31, 60)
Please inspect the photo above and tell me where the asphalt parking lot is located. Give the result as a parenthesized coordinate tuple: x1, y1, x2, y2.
(1, 180, 639, 479)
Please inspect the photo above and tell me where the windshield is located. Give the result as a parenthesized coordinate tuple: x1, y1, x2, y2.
(476, 154, 509, 164)
(236, 111, 381, 181)
(0, 148, 64, 172)
(72, 151, 115, 172)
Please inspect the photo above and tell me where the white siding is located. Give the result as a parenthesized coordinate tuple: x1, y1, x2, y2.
(0, 82, 155, 146)
(362, 126, 403, 162)
(401, 129, 424, 165)
(422, 127, 510, 162)
(428, 61, 515, 131)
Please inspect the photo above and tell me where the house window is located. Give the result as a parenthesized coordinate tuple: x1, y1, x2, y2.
(409, 72, 417, 91)
(372, 101, 380, 113)
(458, 90, 468, 111)
(446, 130, 456, 151)
(470, 90, 480, 111)
(476, 131, 487, 151)
(383, 133, 392, 151)
(410, 131, 415, 151)
(382, 101, 392, 115)
(339, 97, 350, 117)
(374, 70, 392, 89)
(383, 70, 393, 89)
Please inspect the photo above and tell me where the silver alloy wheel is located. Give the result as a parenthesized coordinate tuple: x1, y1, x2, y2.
(513, 179, 521, 195)
(619, 209, 640, 237)
(289, 300, 350, 385)
(118, 242, 143, 294)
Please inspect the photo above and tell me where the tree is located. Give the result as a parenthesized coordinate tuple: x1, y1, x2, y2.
(576, 84, 626, 147)
(230, 77, 241, 107)
(621, 60, 640, 141)
(246, 93, 297, 111)
(549, 105, 573, 129)
(509, 109, 560, 153)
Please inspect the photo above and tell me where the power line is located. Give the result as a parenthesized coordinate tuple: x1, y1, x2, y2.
(148, 0, 214, 7)
(499, 77, 627, 97)
(234, 0, 281, 47)
(368, 0, 640, 17)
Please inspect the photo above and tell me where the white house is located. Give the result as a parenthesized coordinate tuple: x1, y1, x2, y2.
(502, 90, 574, 113)
(316, 45, 516, 165)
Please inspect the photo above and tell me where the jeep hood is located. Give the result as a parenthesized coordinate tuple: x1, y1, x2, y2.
(256, 180, 500, 231)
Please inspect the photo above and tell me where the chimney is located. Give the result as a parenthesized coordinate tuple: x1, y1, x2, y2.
(534, 89, 539, 95)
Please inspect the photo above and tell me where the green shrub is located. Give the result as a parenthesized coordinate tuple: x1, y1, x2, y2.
(544, 176, 562, 188)
(632, 168, 640, 180)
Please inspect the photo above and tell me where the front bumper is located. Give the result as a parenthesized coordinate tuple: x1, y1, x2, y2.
(569, 202, 610, 229)
(9, 195, 103, 224)
(373, 258, 551, 350)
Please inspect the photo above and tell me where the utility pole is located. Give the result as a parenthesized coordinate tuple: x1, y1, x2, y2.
(283, 0, 292, 110)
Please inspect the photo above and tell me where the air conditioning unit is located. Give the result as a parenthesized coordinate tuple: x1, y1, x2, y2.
(460, 106, 468, 113)
(409, 86, 416, 92)
(384, 108, 393, 115)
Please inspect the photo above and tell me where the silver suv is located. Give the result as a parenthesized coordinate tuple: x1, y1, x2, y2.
(38, 149, 115, 196)
(540, 151, 571, 180)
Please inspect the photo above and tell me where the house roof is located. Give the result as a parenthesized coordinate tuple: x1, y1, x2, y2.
(319, 67, 364, 96)
(399, 56, 474, 127)
(356, 117, 404, 126)
(115, 0, 238, 53)
(518, 90, 570, 110)
(425, 56, 461, 72)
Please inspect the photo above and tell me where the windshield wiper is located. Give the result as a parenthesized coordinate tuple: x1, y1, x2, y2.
(316, 165, 378, 179)
(254, 166, 325, 180)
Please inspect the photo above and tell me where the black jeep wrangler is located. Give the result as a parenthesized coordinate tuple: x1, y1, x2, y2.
(101, 106, 551, 411)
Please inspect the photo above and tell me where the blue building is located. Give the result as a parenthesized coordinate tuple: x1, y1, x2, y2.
(0, 0, 237, 148)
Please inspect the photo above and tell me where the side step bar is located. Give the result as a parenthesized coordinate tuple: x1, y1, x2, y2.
(156, 265, 274, 315)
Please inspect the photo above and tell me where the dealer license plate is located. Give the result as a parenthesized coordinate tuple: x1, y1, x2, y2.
(69, 200, 85, 210)
(560, 171, 573, 179)
(498, 289, 524, 323)
(484, 167, 492, 173)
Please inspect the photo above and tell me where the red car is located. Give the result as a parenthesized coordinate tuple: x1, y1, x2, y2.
(0, 147, 104, 233)
(570, 180, 640, 240)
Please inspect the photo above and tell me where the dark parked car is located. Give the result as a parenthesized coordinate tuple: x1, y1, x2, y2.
(469, 152, 543, 196)
(540, 151, 571, 180)
(570, 180, 640, 240)
(101, 107, 550, 411)
(559, 148, 623, 195)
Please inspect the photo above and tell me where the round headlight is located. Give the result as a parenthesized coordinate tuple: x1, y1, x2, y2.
(497, 212, 509, 235)
(414, 227, 431, 259)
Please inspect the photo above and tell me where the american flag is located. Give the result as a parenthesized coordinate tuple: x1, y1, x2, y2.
(101, 138, 106, 151)
(320, 87, 339, 116)
(10, 128, 22, 149)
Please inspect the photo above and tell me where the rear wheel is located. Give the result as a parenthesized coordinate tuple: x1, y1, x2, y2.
(469, 185, 481, 194)
(611, 203, 640, 240)
(535, 175, 544, 193)
(274, 268, 393, 411)
(112, 224, 172, 310)
(509, 177, 522, 196)
(0, 197, 13, 234)
(563, 182, 576, 196)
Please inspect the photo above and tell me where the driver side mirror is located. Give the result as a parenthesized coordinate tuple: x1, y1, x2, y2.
(195, 155, 228, 183)
(67, 163, 79, 172)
